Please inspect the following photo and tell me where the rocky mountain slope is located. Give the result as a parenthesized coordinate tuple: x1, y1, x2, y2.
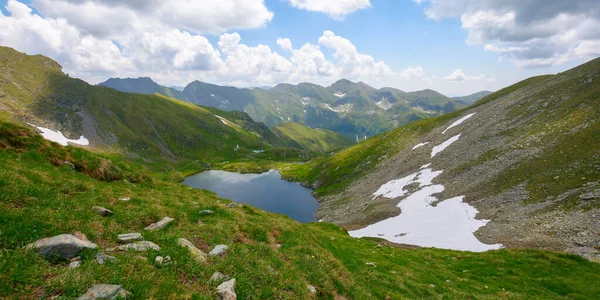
(290, 57, 600, 257)
(100, 77, 469, 138)
(98, 77, 185, 100)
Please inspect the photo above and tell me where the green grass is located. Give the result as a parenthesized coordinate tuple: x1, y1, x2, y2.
(271, 122, 354, 153)
(1, 123, 599, 299)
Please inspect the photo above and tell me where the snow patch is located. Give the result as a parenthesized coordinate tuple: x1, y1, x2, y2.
(420, 163, 432, 169)
(431, 134, 460, 158)
(333, 92, 346, 98)
(28, 123, 89, 146)
(443, 113, 475, 134)
(214, 115, 239, 129)
(351, 167, 502, 252)
(412, 142, 429, 150)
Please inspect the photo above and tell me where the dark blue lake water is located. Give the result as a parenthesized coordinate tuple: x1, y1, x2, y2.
(183, 170, 319, 223)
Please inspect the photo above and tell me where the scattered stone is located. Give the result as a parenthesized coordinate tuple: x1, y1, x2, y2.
(177, 238, 207, 262)
(63, 161, 75, 169)
(73, 231, 91, 242)
(275, 244, 282, 249)
(225, 203, 237, 208)
(155, 256, 164, 265)
(216, 279, 237, 300)
(307, 285, 317, 294)
(579, 193, 595, 200)
(27, 234, 98, 260)
(115, 241, 160, 252)
(199, 210, 214, 215)
(96, 253, 118, 265)
(209, 245, 229, 257)
(429, 284, 436, 288)
(446, 280, 451, 283)
(144, 217, 174, 231)
(451, 257, 458, 261)
(69, 257, 82, 269)
(119, 197, 130, 201)
(365, 262, 376, 267)
(209, 271, 231, 284)
(92, 206, 114, 217)
(117, 233, 143, 243)
(76, 284, 130, 300)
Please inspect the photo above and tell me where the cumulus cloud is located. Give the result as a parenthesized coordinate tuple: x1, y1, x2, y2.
(444, 69, 488, 82)
(286, 0, 371, 20)
(415, 0, 600, 67)
(276, 38, 293, 52)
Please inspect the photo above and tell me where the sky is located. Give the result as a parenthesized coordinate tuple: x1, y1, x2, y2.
(0, 0, 598, 96)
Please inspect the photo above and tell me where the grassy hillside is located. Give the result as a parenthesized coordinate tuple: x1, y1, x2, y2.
(453, 91, 494, 105)
(271, 122, 354, 153)
(0, 47, 314, 173)
(1, 122, 599, 299)
(97, 77, 186, 100)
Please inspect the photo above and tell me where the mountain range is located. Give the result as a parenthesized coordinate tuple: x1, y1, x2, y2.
(99, 77, 491, 138)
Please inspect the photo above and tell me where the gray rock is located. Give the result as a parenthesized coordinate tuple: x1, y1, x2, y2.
(209, 245, 228, 257)
(209, 271, 231, 284)
(216, 278, 237, 300)
(594, 189, 600, 197)
(365, 262, 376, 267)
(92, 206, 114, 217)
(63, 161, 75, 169)
(307, 284, 317, 294)
(27, 234, 98, 260)
(199, 210, 214, 215)
(77, 284, 130, 300)
(69, 260, 82, 269)
(119, 197, 130, 201)
(116, 241, 160, 252)
(96, 253, 119, 265)
(225, 203, 238, 208)
(177, 238, 207, 262)
(117, 233, 143, 243)
(156, 255, 171, 266)
(579, 192, 595, 200)
(144, 217, 174, 231)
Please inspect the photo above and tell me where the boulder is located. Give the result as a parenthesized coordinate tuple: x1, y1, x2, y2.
(579, 192, 595, 200)
(199, 210, 214, 215)
(216, 279, 237, 300)
(116, 241, 160, 252)
(77, 284, 130, 300)
(144, 217, 174, 231)
(117, 233, 143, 243)
(27, 234, 98, 260)
(209, 245, 228, 257)
(96, 253, 119, 265)
(177, 238, 207, 262)
(92, 206, 114, 217)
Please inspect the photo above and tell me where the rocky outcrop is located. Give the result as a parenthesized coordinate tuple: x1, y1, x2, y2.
(144, 217, 174, 231)
(27, 234, 98, 260)
(177, 238, 207, 262)
(77, 284, 130, 299)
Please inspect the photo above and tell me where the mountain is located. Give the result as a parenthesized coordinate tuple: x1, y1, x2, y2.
(98, 77, 186, 100)
(271, 122, 354, 153)
(288, 57, 600, 255)
(99, 77, 467, 139)
(453, 91, 494, 104)
(0, 47, 324, 171)
(2, 121, 598, 298)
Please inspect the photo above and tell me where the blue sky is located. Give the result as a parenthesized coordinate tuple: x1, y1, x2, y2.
(0, 0, 597, 95)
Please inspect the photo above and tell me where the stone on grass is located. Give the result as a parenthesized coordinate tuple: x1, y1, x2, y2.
(209, 272, 231, 285)
(177, 238, 207, 262)
(365, 262, 376, 267)
(209, 245, 228, 257)
(216, 279, 237, 300)
(96, 253, 119, 265)
(116, 241, 160, 252)
(144, 217, 174, 231)
(119, 197, 130, 201)
(27, 234, 98, 260)
(69, 260, 82, 269)
(579, 193, 595, 200)
(199, 210, 214, 215)
(92, 206, 114, 217)
(117, 233, 143, 243)
(77, 284, 130, 300)
(307, 285, 317, 294)
(155, 255, 171, 266)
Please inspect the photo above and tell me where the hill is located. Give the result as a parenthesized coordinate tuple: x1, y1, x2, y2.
(1, 121, 599, 298)
(287, 57, 600, 257)
(271, 122, 354, 153)
(453, 91, 494, 104)
(98, 77, 186, 100)
(99, 77, 467, 139)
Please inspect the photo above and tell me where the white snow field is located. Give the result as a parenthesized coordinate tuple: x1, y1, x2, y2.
(442, 113, 475, 134)
(28, 124, 89, 146)
(412, 142, 429, 150)
(431, 134, 461, 158)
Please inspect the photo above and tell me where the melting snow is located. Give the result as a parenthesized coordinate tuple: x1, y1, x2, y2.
(442, 113, 475, 134)
(420, 163, 432, 169)
(28, 123, 89, 146)
(412, 142, 429, 150)
(431, 134, 460, 158)
(333, 92, 346, 98)
(351, 167, 502, 252)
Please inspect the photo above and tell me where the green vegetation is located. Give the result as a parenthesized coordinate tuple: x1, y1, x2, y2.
(1, 122, 599, 299)
(271, 122, 353, 153)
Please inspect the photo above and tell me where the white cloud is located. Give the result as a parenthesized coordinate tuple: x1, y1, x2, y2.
(286, 0, 371, 20)
(276, 38, 293, 52)
(444, 69, 488, 82)
(399, 66, 425, 79)
(415, 0, 600, 67)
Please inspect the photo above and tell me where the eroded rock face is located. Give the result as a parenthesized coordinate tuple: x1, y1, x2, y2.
(216, 279, 237, 300)
(76, 284, 130, 299)
(177, 238, 207, 262)
(144, 217, 174, 231)
(27, 234, 98, 260)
